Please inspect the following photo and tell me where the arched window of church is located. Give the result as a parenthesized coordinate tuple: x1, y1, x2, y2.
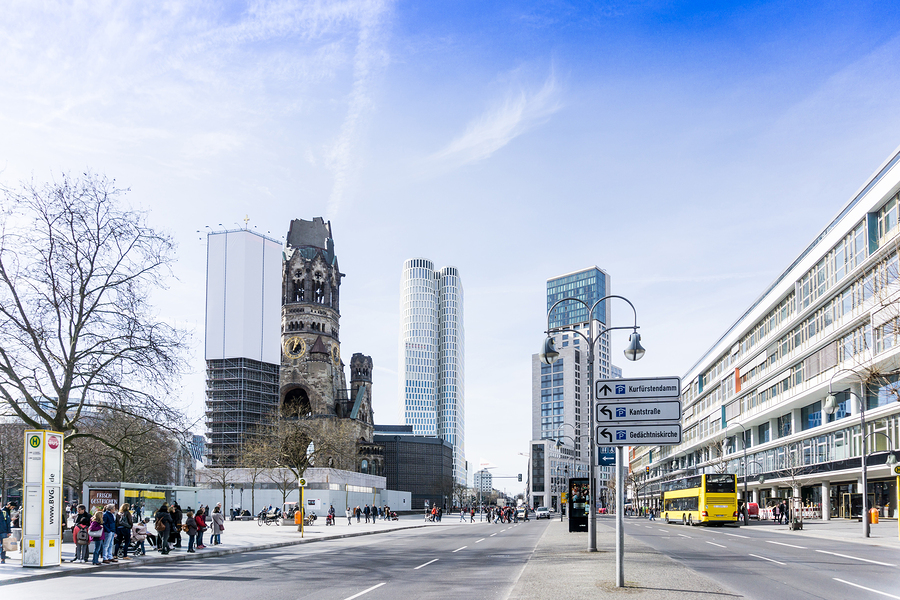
(360, 459, 369, 474)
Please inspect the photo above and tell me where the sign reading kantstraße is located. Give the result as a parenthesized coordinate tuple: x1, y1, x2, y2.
(596, 376, 681, 400)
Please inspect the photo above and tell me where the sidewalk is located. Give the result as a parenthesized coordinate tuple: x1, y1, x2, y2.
(0, 513, 450, 586)
(508, 519, 739, 600)
(747, 516, 900, 549)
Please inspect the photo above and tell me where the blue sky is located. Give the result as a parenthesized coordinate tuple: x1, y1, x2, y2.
(3, 0, 900, 486)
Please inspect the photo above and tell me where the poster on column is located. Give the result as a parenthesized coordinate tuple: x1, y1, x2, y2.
(22, 431, 64, 567)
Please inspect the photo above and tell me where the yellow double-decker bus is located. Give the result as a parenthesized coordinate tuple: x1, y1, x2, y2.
(661, 474, 738, 526)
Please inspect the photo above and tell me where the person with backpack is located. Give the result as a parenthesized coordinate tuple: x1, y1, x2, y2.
(114, 503, 134, 560)
(72, 504, 91, 562)
(155, 503, 173, 554)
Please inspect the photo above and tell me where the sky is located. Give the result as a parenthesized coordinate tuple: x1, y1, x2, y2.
(3, 0, 900, 490)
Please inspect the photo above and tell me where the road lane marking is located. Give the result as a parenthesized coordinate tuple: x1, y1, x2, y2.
(749, 553, 786, 566)
(817, 550, 895, 566)
(677, 534, 692, 538)
(452, 546, 467, 553)
(723, 533, 749, 538)
(765, 540, 806, 549)
(834, 578, 900, 599)
(490, 533, 498, 537)
(705, 541, 726, 548)
(501, 529, 507, 532)
(657, 529, 667, 532)
(475, 538, 486, 543)
(414, 559, 438, 570)
(344, 583, 386, 600)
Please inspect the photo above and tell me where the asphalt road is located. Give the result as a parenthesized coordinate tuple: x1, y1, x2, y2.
(606, 516, 900, 600)
(3, 519, 550, 600)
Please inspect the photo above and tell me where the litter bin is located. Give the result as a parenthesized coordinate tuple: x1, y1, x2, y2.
(869, 508, 879, 524)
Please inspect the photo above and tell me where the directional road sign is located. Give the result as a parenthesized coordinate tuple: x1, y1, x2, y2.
(597, 399, 681, 423)
(596, 376, 681, 400)
(597, 424, 682, 446)
(598, 446, 616, 466)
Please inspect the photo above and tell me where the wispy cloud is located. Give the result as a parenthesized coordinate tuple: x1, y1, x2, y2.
(433, 73, 561, 166)
(325, 0, 394, 217)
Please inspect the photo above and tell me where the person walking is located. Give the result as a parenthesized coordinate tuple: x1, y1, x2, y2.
(210, 505, 225, 545)
(155, 503, 174, 555)
(195, 507, 207, 548)
(184, 510, 198, 553)
(115, 503, 134, 560)
(355, 506, 361, 523)
(364, 504, 370, 523)
(88, 509, 105, 565)
(102, 504, 117, 563)
(0, 501, 13, 564)
(346, 507, 352, 525)
(72, 504, 91, 562)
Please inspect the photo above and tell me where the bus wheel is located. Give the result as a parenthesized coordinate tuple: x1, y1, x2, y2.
(682, 514, 687, 525)
(688, 515, 693, 526)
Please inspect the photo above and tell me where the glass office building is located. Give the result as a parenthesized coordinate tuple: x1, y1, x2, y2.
(529, 266, 617, 511)
(633, 146, 900, 519)
(399, 258, 466, 486)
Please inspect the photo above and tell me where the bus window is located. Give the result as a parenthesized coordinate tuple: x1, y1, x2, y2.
(705, 474, 736, 494)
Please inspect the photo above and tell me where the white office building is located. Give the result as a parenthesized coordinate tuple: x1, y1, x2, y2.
(634, 145, 900, 520)
(399, 258, 466, 485)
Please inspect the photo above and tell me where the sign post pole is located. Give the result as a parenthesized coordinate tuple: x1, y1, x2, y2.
(22, 430, 64, 567)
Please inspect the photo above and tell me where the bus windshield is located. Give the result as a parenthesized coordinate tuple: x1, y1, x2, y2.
(705, 474, 736, 494)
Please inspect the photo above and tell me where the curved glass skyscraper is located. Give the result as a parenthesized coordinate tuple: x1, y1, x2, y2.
(400, 258, 466, 485)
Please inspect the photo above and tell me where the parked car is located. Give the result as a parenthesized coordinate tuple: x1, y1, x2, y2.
(535, 507, 550, 519)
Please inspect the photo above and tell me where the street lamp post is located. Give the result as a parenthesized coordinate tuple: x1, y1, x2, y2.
(726, 422, 752, 526)
(540, 294, 645, 572)
(824, 373, 899, 537)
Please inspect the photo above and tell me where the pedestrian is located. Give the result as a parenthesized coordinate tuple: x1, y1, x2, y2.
(460, 506, 467, 522)
(131, 518, 149, 556)
(102, 504, 117, 563)
(154, 503, 173, 554)
(115, 503, 134, 560)
(72, 504, 91, 562)
(88, 509, 105, 565)
(195, 507, 207, 548)
(346, 507, 352, 525)
(171, 502, 183, 549)
(184, 510, 198, 553)
(355, 506, 361, 523)
(210, 505, 225, 545)
(0, 502, 13, 564)
(779, 501, 788, 525)
(364, 504, 370, 523)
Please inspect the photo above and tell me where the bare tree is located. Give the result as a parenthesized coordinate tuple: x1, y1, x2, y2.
(0, 173, 189, 445)
(241, 433, 278, 514)
(265, 467, 298, 509)
(0, 421, 25, 504)
(202, 450, 241, 510)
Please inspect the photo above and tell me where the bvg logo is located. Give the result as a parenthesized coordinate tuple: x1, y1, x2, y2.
(29, 435, 41, 448)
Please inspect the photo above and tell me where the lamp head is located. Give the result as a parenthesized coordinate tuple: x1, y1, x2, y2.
(757, 474, 765, 485)
(540, 336, 560, 365)
(823, 394, 837, 416)
(887, 453, 898, 467)
(624, 332, 645, 361)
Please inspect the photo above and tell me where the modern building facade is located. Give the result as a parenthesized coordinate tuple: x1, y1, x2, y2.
(375, 425, 453, 510)
(474, 469, 492, 493)
(205, 229, 282, 466)
(632, 146, 900, 520)
(528, 267, 616, 511)
(399, 258, 466, 485)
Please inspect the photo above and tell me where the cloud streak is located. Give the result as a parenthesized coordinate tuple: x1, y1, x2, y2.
(433, 73, 561, 166)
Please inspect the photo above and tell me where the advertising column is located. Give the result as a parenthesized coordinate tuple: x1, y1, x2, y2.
(22, 430, 64, 567)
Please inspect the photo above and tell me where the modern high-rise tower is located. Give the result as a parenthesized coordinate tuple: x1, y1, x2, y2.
(528, 266, 619, 511)
(399, 258, 466, 486)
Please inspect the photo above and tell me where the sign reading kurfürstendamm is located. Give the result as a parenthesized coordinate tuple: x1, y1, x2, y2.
(22, 430, 64, 567)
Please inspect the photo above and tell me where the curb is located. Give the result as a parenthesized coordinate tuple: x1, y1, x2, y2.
(0, 522, 431, 587)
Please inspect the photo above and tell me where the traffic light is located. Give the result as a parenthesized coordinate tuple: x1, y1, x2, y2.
(518, 473, 522, 482)
(645, 466, 650, 475)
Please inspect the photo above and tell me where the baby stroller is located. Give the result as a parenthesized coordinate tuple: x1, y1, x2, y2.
(325, 513, 334, 526)
(389, 511, 399, 521)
